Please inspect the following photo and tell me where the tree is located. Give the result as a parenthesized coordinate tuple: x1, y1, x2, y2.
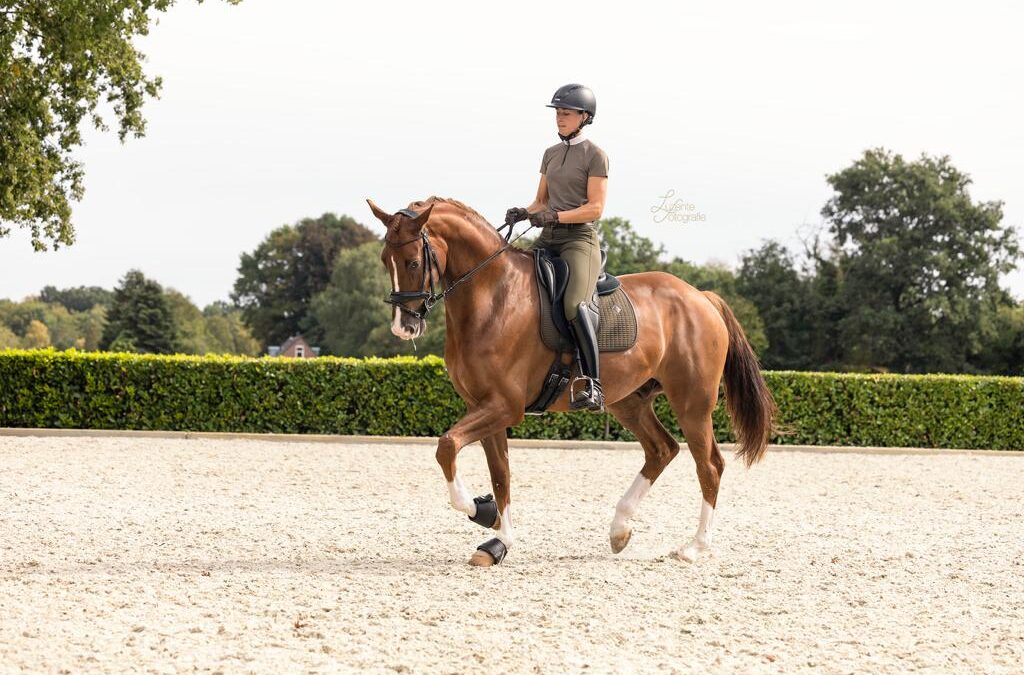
(0, 324, 18, 349)
(39, 285, 113, 312)
(164, 289, 212, 354)
(202, 301, 260, 355)
(737, 240, 816, 370)
(0, 297, 48, 335)
(803, 251, 847, 371)
(0, 0, 241, 251)
(37, 303, 79, 349)
(160, 291, 261, 355)
(21, 318, 50, 348)
(231, 213, 379, 348)
(822, 148, 1021, 372)
(0, 295, 107, 350)
(310, 241, 445, 357)
(970, 300, 1024, 375)
(99, 269, 177, 353)
(73, 305, 107, 351)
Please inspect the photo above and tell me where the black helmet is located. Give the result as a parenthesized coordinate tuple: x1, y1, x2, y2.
(546, 83, 597, 125)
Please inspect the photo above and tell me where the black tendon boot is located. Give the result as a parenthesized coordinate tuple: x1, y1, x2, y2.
(568, 301, 605, 412)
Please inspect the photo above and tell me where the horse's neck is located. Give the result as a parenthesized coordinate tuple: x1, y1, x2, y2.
(439, 228, 532, 332)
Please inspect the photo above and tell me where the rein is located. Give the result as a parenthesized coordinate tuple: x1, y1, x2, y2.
(383, 207, 531, 320)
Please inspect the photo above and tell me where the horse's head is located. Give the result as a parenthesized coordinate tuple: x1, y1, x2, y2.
(367, 198, 446, 340)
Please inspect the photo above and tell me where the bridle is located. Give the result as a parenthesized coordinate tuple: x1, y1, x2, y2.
(383, 207, 528, 320)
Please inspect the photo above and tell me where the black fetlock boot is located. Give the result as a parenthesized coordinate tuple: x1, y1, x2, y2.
(568, 300, 605, 412)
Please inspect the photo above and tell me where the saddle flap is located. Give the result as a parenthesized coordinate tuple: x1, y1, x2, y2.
(534, 248, 569, 301)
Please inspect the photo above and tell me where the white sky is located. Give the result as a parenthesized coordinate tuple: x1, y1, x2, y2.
(1, 0, 1022, 306)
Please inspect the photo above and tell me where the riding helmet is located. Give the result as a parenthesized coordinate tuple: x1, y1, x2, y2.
(546, 83, 597, 126)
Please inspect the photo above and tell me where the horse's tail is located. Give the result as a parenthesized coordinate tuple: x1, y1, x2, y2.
(702, 291, 777, 467)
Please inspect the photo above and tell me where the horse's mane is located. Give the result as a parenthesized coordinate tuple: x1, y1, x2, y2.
(405, 195, 531, 257)
(406, 196, 493, 229)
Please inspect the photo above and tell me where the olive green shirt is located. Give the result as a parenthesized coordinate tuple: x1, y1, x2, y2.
(539, 138, 609, 213)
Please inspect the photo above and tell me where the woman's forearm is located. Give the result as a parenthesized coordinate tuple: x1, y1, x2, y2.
(526, 199, 547, 214)
(553, 203, 603, 224)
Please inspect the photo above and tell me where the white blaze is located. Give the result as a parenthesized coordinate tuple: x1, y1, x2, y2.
(388, 252, 405, 337)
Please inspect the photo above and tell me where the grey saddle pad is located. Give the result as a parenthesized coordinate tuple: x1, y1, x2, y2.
(536, 283, 638, 352)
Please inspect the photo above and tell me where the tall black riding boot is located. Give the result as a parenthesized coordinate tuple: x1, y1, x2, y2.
(568, 300, 605, 412)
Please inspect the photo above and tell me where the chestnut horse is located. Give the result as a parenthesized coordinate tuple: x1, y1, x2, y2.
(368, 196, 776, 567)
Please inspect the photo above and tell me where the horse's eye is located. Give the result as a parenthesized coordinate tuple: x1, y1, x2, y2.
(408, 260, 420, 269)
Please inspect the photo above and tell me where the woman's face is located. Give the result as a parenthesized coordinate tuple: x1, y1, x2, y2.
(555, 108, 587, 135)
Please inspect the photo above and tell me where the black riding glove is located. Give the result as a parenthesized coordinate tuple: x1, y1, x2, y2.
(528, 210, 560, 228)
(504, 207, 530, 227)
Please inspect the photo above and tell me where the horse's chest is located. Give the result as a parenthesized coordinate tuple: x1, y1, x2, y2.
(443, 353, 486, 406)
(443, 355, 470, 400)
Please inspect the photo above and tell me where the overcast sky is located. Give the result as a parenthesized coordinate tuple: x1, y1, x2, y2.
(2, 0, 1021, 306)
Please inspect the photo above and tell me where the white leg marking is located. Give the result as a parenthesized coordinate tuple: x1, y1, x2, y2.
(610, 473, 652, 541)
(678, 498, 715, 562)
(447, 477, 477, 517)
(495, 505, 514, 548)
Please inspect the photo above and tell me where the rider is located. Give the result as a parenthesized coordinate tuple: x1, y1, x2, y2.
(506, 83, 609, 412)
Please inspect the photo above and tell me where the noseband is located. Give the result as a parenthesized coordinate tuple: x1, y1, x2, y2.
(383, 207, 518, 321)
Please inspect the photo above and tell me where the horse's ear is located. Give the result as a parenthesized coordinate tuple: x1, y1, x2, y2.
(410, 203, 434, 230)
(366, 198, 393, 226)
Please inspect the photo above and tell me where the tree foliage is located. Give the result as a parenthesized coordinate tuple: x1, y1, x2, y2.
(736, 241, 817, 370)
(0, 0, 240, 250)
(821, 148, 1020, 372)
(39, 284, 113, 312)
(1, 283, 258, 354)
(99, 269, 177, 353)
(201, 300, 261, 355)
(0, 296, 107, 350)
(736, 149, 1022, 375)
(231, 212, 379, 348)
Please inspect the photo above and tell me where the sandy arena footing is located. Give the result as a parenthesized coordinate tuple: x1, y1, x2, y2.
(1, 434, 1022, 673)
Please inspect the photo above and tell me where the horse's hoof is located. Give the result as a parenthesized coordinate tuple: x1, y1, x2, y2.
(609, 528, 632, 554)
(672, 539, 708, 563)
(468, 537, 507, 567)
(469, 550, 496, 567)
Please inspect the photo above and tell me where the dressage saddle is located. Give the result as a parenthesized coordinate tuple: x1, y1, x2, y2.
(533, 247, 621, 341)
(526, 247, 636, 414)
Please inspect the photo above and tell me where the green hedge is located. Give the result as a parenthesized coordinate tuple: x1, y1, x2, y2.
(1, 349, 1021, 450)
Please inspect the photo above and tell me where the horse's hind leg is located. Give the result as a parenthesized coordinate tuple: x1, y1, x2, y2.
(606, 380, 680, 553)
(664, 384, 725, 562)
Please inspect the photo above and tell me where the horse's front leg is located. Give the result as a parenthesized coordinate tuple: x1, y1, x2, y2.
(466, 431, 515, 567)
(435, 400, 518, 566)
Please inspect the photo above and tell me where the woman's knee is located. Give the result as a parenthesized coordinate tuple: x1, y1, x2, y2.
(564, 296, 582, 321)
